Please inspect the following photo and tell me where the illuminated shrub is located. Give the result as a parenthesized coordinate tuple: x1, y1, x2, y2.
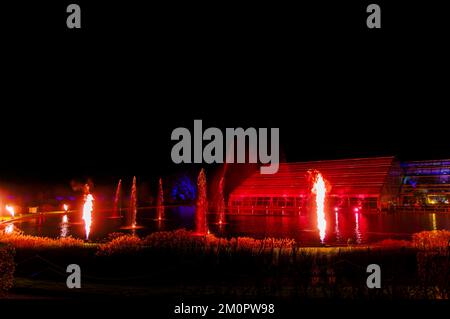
(142, 229, 205, 250)
(413, 230, 450, 297)
(0, 244, 15, 295)
(97, 235, 143, 256)
(413, 230, 450, 252)
(97, 229, 301, 261)
(105, 232, 128, 242)
(0, 231, 84, 249)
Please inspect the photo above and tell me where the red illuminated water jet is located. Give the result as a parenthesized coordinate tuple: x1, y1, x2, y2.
(61, 214, 69, 238)
(122, 176, 144, 230)
(128, 176, 137, 228)
(195, 169, 208, 235)
(216, 176, 226, 225)
(82, 194, 94, 240)
(311, 171, 327, 243)
(111, 179, 122, 219)
(156, 177, 164, 221)
(354, 212, 362, 244)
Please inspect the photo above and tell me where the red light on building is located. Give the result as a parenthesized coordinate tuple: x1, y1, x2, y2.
(229, 156, 399, 213)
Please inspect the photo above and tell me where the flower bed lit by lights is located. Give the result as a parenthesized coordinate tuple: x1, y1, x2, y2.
(412, 230, 450, 252)
(2, 229, 449, 299)
(0, 230, 86, 249)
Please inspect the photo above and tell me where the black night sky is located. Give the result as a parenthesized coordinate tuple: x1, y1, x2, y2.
(1, 1, 449, 186)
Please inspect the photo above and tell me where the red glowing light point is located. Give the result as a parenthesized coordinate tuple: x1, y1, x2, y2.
(354, 207, 359, 213)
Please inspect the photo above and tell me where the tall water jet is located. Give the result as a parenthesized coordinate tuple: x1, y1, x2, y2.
(334, 209, 341, 242)
(311, 171, 327, 243)
(5, 205, 15, 218)
(195, 169, 208, 235)
(112, 179, 122, 218)
(61, 214, 69, 238)
(82, 194, 94, 240)
(128, 176, 137, 228)
(216, 176, 226, 225)
(156, 177, 164, 221)
(354, 212, 362, 244)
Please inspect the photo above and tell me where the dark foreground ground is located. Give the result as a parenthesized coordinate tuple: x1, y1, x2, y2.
(1, 244, 449, 317)
(1, 228, 449, 318)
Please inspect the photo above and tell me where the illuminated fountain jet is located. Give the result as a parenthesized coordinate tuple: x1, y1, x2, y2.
(82, 194, 94, 239)
(128, 176, 137, 228)
(334, 208, 341, 242)
(195, 169, 208, 235)
(123, 176, 143, 230)
(156, 177, 164, 221)
(4, 224, 14, 234)
(216, 176, 226, 225)
(5, 205, 15, 218)
(311, 172, 327, 243)
(112, 179, 122, 218)
(61, 214, 69, 238)
(354, 211, 362, 244)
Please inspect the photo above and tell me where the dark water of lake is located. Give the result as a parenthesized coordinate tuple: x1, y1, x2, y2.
(7, 206, 450, 246)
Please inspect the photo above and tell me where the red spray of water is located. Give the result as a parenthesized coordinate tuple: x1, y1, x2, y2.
(196, 169, 208, 235)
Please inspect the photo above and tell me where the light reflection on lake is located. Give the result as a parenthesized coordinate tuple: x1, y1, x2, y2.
(6, 206, 450, 246)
